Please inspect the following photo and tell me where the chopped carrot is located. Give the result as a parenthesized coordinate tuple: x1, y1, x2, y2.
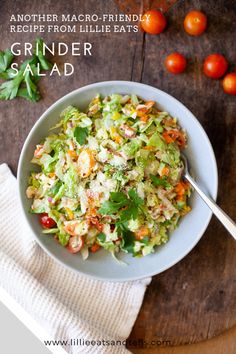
(135, 226, 150, 240)
(175, 181, 189, 197)
(161, 166, 170, 176)
(143, 145, 155, 150)
(163, 131, 174, 143)
(48, 172, 55, 178)
(68, 150, 77, 159)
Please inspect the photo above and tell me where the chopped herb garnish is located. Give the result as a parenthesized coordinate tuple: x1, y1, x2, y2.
(74, 126, 89, 145)
(150, 174, 171, 188)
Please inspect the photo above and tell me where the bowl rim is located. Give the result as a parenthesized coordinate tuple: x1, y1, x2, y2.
(17, 80, 218, 282)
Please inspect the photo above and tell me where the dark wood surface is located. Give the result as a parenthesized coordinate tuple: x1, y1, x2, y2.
(0, 0, 236, 348)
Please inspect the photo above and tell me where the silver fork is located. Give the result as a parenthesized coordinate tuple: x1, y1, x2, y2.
(181, 154, 236, 240)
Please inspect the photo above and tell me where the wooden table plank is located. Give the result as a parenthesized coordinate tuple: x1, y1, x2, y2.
(0, 0, 236, 347)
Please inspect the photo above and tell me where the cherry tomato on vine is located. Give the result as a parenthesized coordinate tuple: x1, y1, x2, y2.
(141, 10, 167, 35)
(222, 73, 236, 95)
(184, 10, 207, 36)
(165, 53, 187, 74)
(203, 54, 228, 79)
(39, 213, 56, 229)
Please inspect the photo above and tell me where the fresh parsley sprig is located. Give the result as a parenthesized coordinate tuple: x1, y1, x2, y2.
(0, 38, 52, 102)
(0, 49, 14, 75)
(98, 189, 144, 223)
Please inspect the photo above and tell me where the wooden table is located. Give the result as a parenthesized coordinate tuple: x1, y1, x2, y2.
(0, 0, 236, 351)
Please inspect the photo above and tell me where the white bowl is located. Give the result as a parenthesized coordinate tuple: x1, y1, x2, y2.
(18, 81, 218, 281)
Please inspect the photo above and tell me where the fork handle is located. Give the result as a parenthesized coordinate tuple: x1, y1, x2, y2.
(185, 173, 236, 240)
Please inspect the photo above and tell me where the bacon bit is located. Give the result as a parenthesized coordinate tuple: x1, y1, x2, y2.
(34, 144, 44, 158)
(135, 226, 150, 240)
(90, 243, 101, 253)
(67, 150, 77, 159)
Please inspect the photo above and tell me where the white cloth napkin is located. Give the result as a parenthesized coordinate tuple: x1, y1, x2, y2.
(0, 163, 151, 354)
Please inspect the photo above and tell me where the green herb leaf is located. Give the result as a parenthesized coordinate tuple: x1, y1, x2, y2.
(0, 71, 24, 100)
(117, 223, 135, 254)
(0, 49, 14, 73)
(58, 232, 70, 246)
(97, 232, 106, 243)
(98, 189, 143, 222)
(150, 174, 171, 188)
(35, 38, 52, 70)
(49, 181, 63, 196)
(74, 126, 89, 145)
(0, 38, 52, 102)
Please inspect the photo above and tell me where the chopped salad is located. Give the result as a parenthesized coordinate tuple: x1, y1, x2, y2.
(26, 94, 191, 261)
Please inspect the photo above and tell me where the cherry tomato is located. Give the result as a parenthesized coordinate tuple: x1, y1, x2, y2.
(184, 10, 207, 36)
(203, 54, 228, 79)
(67, 236, 84, 254)
(141, 10, 167, 35)
(222, 73, 236, 95)
(39, 213, 56, 229)
(165, 53, 187, 74)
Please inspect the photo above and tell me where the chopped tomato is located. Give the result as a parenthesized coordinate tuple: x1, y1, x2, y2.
(64, 220, 88, 236)
(90, 243, 101, 253)
(39, 213, 56, 229)
(34, 144, 44, 158)
(77, 149, 95, 178)
(163, 130, 186, 148)
(67, 236, 84, 253)
(87, 216, 103, 232)
(135, 227, 150, 240)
